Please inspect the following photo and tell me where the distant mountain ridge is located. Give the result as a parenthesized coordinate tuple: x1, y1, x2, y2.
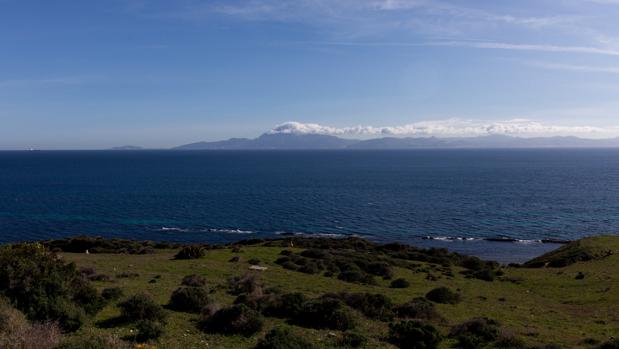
(173, 133, 619, 150)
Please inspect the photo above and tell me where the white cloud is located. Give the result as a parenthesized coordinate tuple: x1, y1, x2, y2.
(269, 119, 619, 138)
(526, 61, 619, 74)
(433, 41, 619, 56)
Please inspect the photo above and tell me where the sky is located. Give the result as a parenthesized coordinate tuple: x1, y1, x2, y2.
(2, 0, 619, 149)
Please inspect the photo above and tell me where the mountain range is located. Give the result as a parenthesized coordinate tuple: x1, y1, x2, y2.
(172, 133, 619, 150)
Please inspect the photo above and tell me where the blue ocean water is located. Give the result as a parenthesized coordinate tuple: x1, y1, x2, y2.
(1, 149, 618, 262)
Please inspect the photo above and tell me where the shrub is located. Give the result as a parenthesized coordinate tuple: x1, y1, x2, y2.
(168, 286, 211, 313)
(229, 272, 263, 296)
(248, 258, 261, 265)
(298, 261, 323, 274)
(254, 327, 317, 349)
(339, 332, 368, 348)
(367, 262, 394, 279)
(425, 287, 461, 304)
(262, 292, 307, 318)
(338, 293, 394, 321)
(174, 245, 205, 260)
(181, 274, 207, 288)
(492, 335, 527, 349)
(229, 256, 241, 263)
(394, 298, 442, 322)
(390, 278, 411, 288)
(102, 287, 124, 301)
(449, 318, 501, 349)
(116, 272, 140, 279)
(57, 333, 129, 349)
(199, 304, 264, 337)
(470, 269, 496, 282)
(300, 249, 329, 259)
(338, 270, 375, 285)
(200, 303, 221, 319)
(599, 339, 619, 349)
(118, 293, 167, 323)
(388, 320, 442, 349)
(72, 278, 106, 315)
(0, 243, 101, 331)
(0, 301, 62, 349)
(135, 320, 165, 342)
(293, 298, 356, 330)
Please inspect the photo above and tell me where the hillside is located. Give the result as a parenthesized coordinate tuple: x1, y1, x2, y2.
(2, 236, 619, 349)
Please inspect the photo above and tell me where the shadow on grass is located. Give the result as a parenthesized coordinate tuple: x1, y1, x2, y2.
(96, 316, 129, 329)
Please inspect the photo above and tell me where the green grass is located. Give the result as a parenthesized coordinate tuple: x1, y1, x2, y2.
(60, 236, 619, 349)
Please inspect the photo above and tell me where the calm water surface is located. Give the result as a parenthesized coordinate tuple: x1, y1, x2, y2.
(2, 149, 618, 262)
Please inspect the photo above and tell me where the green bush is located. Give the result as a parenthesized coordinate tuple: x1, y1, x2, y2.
(0, 300, 62, 349)
(338, 270, 375, 285)
(262, 292, 307, 318)
(337, 293, 394, 321)
(168, 286, 211, 313)
(228, 273, 263, 296)
(0, 243, 101, 331)
(101, 287, 124, 301)
(367, 262, 394, 279)
(469, 269, 496, 282)
(174, 245, 205, 260)
(135, 320, 165, 342)
(394, 298, 442, 322)
(449, 318, 502, 349)
(598, 339, 619, 349)
(388, 320, 442, 349)
(293, 298, 356, 330)
(57, 333, 129, 349)
(425, 287, 461, 304)
(390, 278, 411, 288)
(181, 274, 207, 288)
(118, 293, 167, 323)
(254, 327, 317, 349)
(248, 258, 261, 265)
(339, 332, 368, 348)
(199, 304, 264, 337)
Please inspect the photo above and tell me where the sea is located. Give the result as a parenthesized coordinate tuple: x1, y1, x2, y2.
(2, 149, 618, 263)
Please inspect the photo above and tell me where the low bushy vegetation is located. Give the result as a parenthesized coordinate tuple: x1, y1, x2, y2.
(262, 292, 307, 318)
(229, 272, 263, 296)
(134, 320, 165, 341)
(390, 278, 411, 288)
(449, 318, 503, 349)
(326, 292, 394, 321)
(118, 293, 167, 323)
(174, 245, 206, 260)
(101, 287, 124, 301)
(598, 339, 619, 349)
(57, 332, 129, 349)
(394, 297, 442, 322)
(388, 320, 442, 349)
(0, 243, 103, 331)
(254, 327, 317, 349)
(425, 287, 462, 304)
(291, 297, 356, 330)
(338, 332, 368, 348)
(43, 236, 176, 254)
(181, 274, 207, 288)
(168, 286, 212, 313)
(0, 300, 61, 349)
(199, 304, 264, 337)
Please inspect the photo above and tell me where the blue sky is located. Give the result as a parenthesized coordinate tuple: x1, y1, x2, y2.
(2, 0, 619, 149)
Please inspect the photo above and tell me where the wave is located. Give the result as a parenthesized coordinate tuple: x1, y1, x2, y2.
(159, 227, 255, 234)
(423, 236, 569, 244)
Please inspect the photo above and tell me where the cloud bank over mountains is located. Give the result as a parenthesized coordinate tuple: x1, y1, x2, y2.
(268, 119, 619, 139)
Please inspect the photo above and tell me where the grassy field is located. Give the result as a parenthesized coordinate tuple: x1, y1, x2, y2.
(55, 236, 619, 349)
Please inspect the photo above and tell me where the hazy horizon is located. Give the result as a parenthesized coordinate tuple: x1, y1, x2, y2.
(3, 1, 619, 149)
